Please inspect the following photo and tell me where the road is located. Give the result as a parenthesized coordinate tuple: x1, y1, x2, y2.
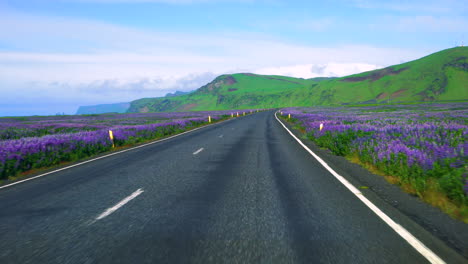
(0, 110, 465, 263)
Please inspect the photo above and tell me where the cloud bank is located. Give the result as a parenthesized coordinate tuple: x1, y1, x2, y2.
(0, 8, 432, 116)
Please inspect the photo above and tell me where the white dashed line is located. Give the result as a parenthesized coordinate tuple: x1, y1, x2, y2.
(94, 188, 144, 222)
(193, 148, 204, 155)
(275, 111, 445, 264)
(219, 134, 224, 138)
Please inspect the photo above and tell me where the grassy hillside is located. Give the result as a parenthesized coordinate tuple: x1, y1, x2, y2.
(315, 46, 468, 105)
(128, 74, 323, 112)
(128, 47, 468, 113)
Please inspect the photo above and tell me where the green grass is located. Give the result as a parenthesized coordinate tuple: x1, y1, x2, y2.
(128, 47, 468, 113)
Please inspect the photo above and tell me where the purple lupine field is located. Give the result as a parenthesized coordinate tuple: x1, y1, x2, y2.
(280, 103, 468, 205)
(0, 110, 254, 179)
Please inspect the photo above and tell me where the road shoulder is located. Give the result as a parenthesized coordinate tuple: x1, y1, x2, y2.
(275, 112, 468, 261)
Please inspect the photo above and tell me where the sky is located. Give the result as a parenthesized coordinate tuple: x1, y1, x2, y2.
(0, 0, 467, 116)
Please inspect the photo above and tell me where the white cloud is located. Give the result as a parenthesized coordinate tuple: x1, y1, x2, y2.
(0, 9, 424, 64)
(254, 62, 381, 78)
(0, 43, 420, 84)
(1, 72, 216, 100)
(0, 9, 429, 115)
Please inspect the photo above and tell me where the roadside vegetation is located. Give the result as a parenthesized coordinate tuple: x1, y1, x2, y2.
(279, 103, 468, 223)
(0, 110, 259, 182)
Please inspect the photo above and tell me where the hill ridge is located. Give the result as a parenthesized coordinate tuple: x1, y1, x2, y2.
(127, 47, 468, 113)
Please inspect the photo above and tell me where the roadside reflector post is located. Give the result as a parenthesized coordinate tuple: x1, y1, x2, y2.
(208, 116, 211, 123)
(243, 112, 245, 116)
(109, 130, 115, 148)
(237, 112, 239, 117)
(231, 113, 233, 117)
(288, 114, 291, 119)
(320, 123, 324, 131)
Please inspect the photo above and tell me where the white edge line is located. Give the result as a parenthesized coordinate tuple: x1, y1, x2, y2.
(94, 188, 144, 221)
(193, 148, 204, 155)
(0, 118, 234, 190)
(274, 111, 445, 264)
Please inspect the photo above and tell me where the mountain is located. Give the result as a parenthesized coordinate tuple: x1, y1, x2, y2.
(126, 47, 468, 113)
(75, 90, 193, 114)
(76, 102, 130, 115)
(318, 46, 468, 104)
(164, 90, 191, 97)
(127, 74, 319, 112)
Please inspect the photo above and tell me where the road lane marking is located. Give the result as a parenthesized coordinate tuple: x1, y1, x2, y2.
(95, 188, 144, 221)
(193, 148, 204, 155)
(275, 112, 445, 264)
(0, 118, 236, 190)
(219, 134, 224, 138)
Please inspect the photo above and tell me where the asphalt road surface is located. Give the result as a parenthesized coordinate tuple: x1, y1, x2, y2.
(0, 110, 465, 264)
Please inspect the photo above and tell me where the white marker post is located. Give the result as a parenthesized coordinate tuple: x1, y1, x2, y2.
(109, 130, 115, 148)
(320, 123, 324, 131)
(208, 116, 211, 123)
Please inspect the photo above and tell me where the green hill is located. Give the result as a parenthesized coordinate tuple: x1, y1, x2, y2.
(127, 47, 468, 113)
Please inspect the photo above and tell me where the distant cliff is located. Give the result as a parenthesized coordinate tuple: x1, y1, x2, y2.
(75, 91, 192, 114)
(76, 102, 130, 115)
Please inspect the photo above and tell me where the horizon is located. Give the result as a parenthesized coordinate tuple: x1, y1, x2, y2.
(1, 0, 467, 116)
